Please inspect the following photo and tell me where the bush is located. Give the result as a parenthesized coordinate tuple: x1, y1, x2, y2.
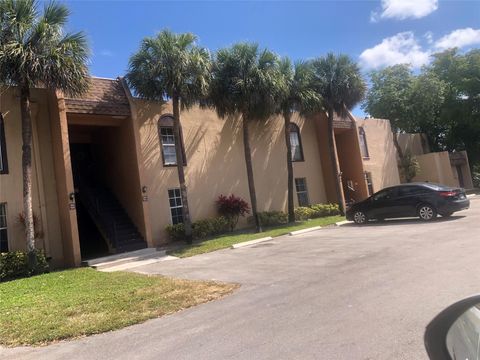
(294, 207, 316, 221)
(295, 203, 340, 221)
(258, 211, 288, 226)
(216, 194, 250, 231)
(166, 216, 230, 242)
(473, 165, 480, 188)
(0, 250, 49, 282)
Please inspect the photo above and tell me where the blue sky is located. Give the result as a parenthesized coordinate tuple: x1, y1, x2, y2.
(63, 0, 480, 116)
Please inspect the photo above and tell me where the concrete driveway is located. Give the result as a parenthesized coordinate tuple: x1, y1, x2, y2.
(2, 197, 479, 360)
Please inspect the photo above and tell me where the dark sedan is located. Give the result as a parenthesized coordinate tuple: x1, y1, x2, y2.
(346, 182, 470, 224)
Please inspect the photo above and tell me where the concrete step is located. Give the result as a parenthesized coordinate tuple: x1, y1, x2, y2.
(99, 254, 178, 272)
(83, 248, 159, 268)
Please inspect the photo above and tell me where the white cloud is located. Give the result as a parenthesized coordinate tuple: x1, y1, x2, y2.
(359, 32, 430, 69)
(434, 28, 480, 50)
(100, 49, 114, 57)
(424, 31, 434, 45)
(371, 0, 438, 22)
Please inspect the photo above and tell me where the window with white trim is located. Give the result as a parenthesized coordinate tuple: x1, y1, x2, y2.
(0, 203, 8, 252)
(160, 127, 177, 165)
(289, 123, 304, 162)
(0, 113, 8, 174)
(168, 188, 184, 225)
(359, 127, 369, 159)
(295, 178, 309, 207)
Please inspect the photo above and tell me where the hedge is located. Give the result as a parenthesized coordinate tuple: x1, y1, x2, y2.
(0, 250, 49, 282)
(166, 216, 230, 241)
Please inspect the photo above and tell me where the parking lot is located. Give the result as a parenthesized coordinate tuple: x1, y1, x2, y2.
(2, 197, 479, 360)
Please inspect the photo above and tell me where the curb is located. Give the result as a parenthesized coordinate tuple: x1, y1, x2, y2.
(289, 226, 322, 236)
(335, 220, 352, 226)
(231, 236, 273, 249)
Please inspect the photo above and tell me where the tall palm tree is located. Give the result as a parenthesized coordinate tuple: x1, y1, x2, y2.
(278, 58, 323, 222)
(311, 53, 366, 214)
(209, 43, 284, 232)
(126, 30, 210, 244)
(0, 0, 89, 268)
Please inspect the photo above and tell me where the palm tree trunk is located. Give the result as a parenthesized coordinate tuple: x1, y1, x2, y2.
(20, 85, 36, 269)
(327, 107, 345, 215)
(284, 112, 295, 223)
(242, 113, 262, 233)
(172, 94, 193, 244)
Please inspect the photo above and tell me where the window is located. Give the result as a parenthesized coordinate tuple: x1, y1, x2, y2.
(289, 123, 304, 162)
(0, 203, 8, 252)
(373, 188, 396, 201)
(359, 127, 369, 159)
(365, 172, 374, 196)
(168, 188, 183, 225)
(0, 113, 8, 174)
(295, 178, 309, 206)
(158, 115, 187, 167)
(397, 186, 427, 197)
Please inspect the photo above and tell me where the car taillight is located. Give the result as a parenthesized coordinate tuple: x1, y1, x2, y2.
(439, 191, 456, 197)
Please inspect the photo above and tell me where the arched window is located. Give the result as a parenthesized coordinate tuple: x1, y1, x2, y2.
(158, 115, 187, 166)
(359, 126, 369, 159)
(289, 123, 304, 162)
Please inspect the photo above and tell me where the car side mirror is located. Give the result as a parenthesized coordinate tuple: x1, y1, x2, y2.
(425, 295, 480, 359)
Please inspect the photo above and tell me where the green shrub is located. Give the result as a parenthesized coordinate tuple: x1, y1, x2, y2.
(294, 207, 316, 221)
(310, 203, 341, 217)
(166, 216, 229, 241)
(165, 223, 185, 241)
(258, 211, 288, 226)
(295, 203, 340, 221)
(0, 250, 49, 282)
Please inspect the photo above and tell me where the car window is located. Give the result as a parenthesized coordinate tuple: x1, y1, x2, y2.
(373, 188, 395, 201)
(398, 186, 427, 197)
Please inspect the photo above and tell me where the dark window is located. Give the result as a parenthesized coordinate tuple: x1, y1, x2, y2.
(373, 188, 395, 201)
(0, 203, 8, 252)
(0, 113, 8, 174)
(158, 115, 187, 167)
(295, 178, 309, 206)
(398, 186, 427, 197)
(289, 123, 304, 162)
(168, 188, 183, 225)
(365, 172, 374, 196)
(359, 127, 369, 159)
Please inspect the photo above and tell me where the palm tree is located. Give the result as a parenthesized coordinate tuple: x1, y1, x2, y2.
(0, 0, 89, 268)
(126, 30, 210, 244)
(278, 58, 323, 222)
(209, 43, 284, 232)
(311, 54, 366, 214)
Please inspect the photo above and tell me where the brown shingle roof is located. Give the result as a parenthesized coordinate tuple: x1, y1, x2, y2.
(65, 78, 131, 116)
(333, 112, 353, 129)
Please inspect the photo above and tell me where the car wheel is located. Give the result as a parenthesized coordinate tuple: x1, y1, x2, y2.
(353, 211, 368, 225)
(418, 204, 437, 221)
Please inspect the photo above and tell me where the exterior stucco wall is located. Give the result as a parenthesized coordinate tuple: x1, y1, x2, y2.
(134, 100, 328, 245)
(0, 88, 65, 266)
(413, 151, 457, 187)
(357, 118, 401, 194)
(397, 133, 430, 156)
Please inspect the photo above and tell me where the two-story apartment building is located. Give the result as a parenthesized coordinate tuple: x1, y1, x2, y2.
(0, 77, 401, 267)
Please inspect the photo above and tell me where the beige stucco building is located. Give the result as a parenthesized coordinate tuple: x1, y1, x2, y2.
(2, 77, 448, 267)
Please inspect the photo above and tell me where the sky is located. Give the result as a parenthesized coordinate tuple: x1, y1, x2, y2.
(63, 0, 480, 116)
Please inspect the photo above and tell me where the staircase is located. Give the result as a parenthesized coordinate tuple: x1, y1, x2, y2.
(77, 184, 147, 254)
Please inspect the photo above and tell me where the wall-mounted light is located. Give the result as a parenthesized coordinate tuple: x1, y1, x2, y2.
(142, 186, 148, 194)
(69, 192, 75, 201)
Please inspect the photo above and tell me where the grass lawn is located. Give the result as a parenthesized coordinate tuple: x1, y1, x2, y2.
(0, 268, 237, 347)
(169, 215, 344, 258)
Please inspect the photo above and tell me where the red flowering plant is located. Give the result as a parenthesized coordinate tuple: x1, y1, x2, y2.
(216, 194, 250, 231)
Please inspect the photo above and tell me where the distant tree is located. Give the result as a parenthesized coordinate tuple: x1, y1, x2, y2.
(362, 64, 415, 159)
(126, 30, 210, 244)
(399, 150, 420, 183)
(0, 0, 89, 268)
(311, 54, 366, 214)
(209, 43, 284, 232)
(278, 58, 322, 222)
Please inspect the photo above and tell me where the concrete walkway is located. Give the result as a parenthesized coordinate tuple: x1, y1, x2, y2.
(2, 198, 479, 360)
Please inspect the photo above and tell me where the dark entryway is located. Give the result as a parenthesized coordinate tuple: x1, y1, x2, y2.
(69, 126, 147, 260)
